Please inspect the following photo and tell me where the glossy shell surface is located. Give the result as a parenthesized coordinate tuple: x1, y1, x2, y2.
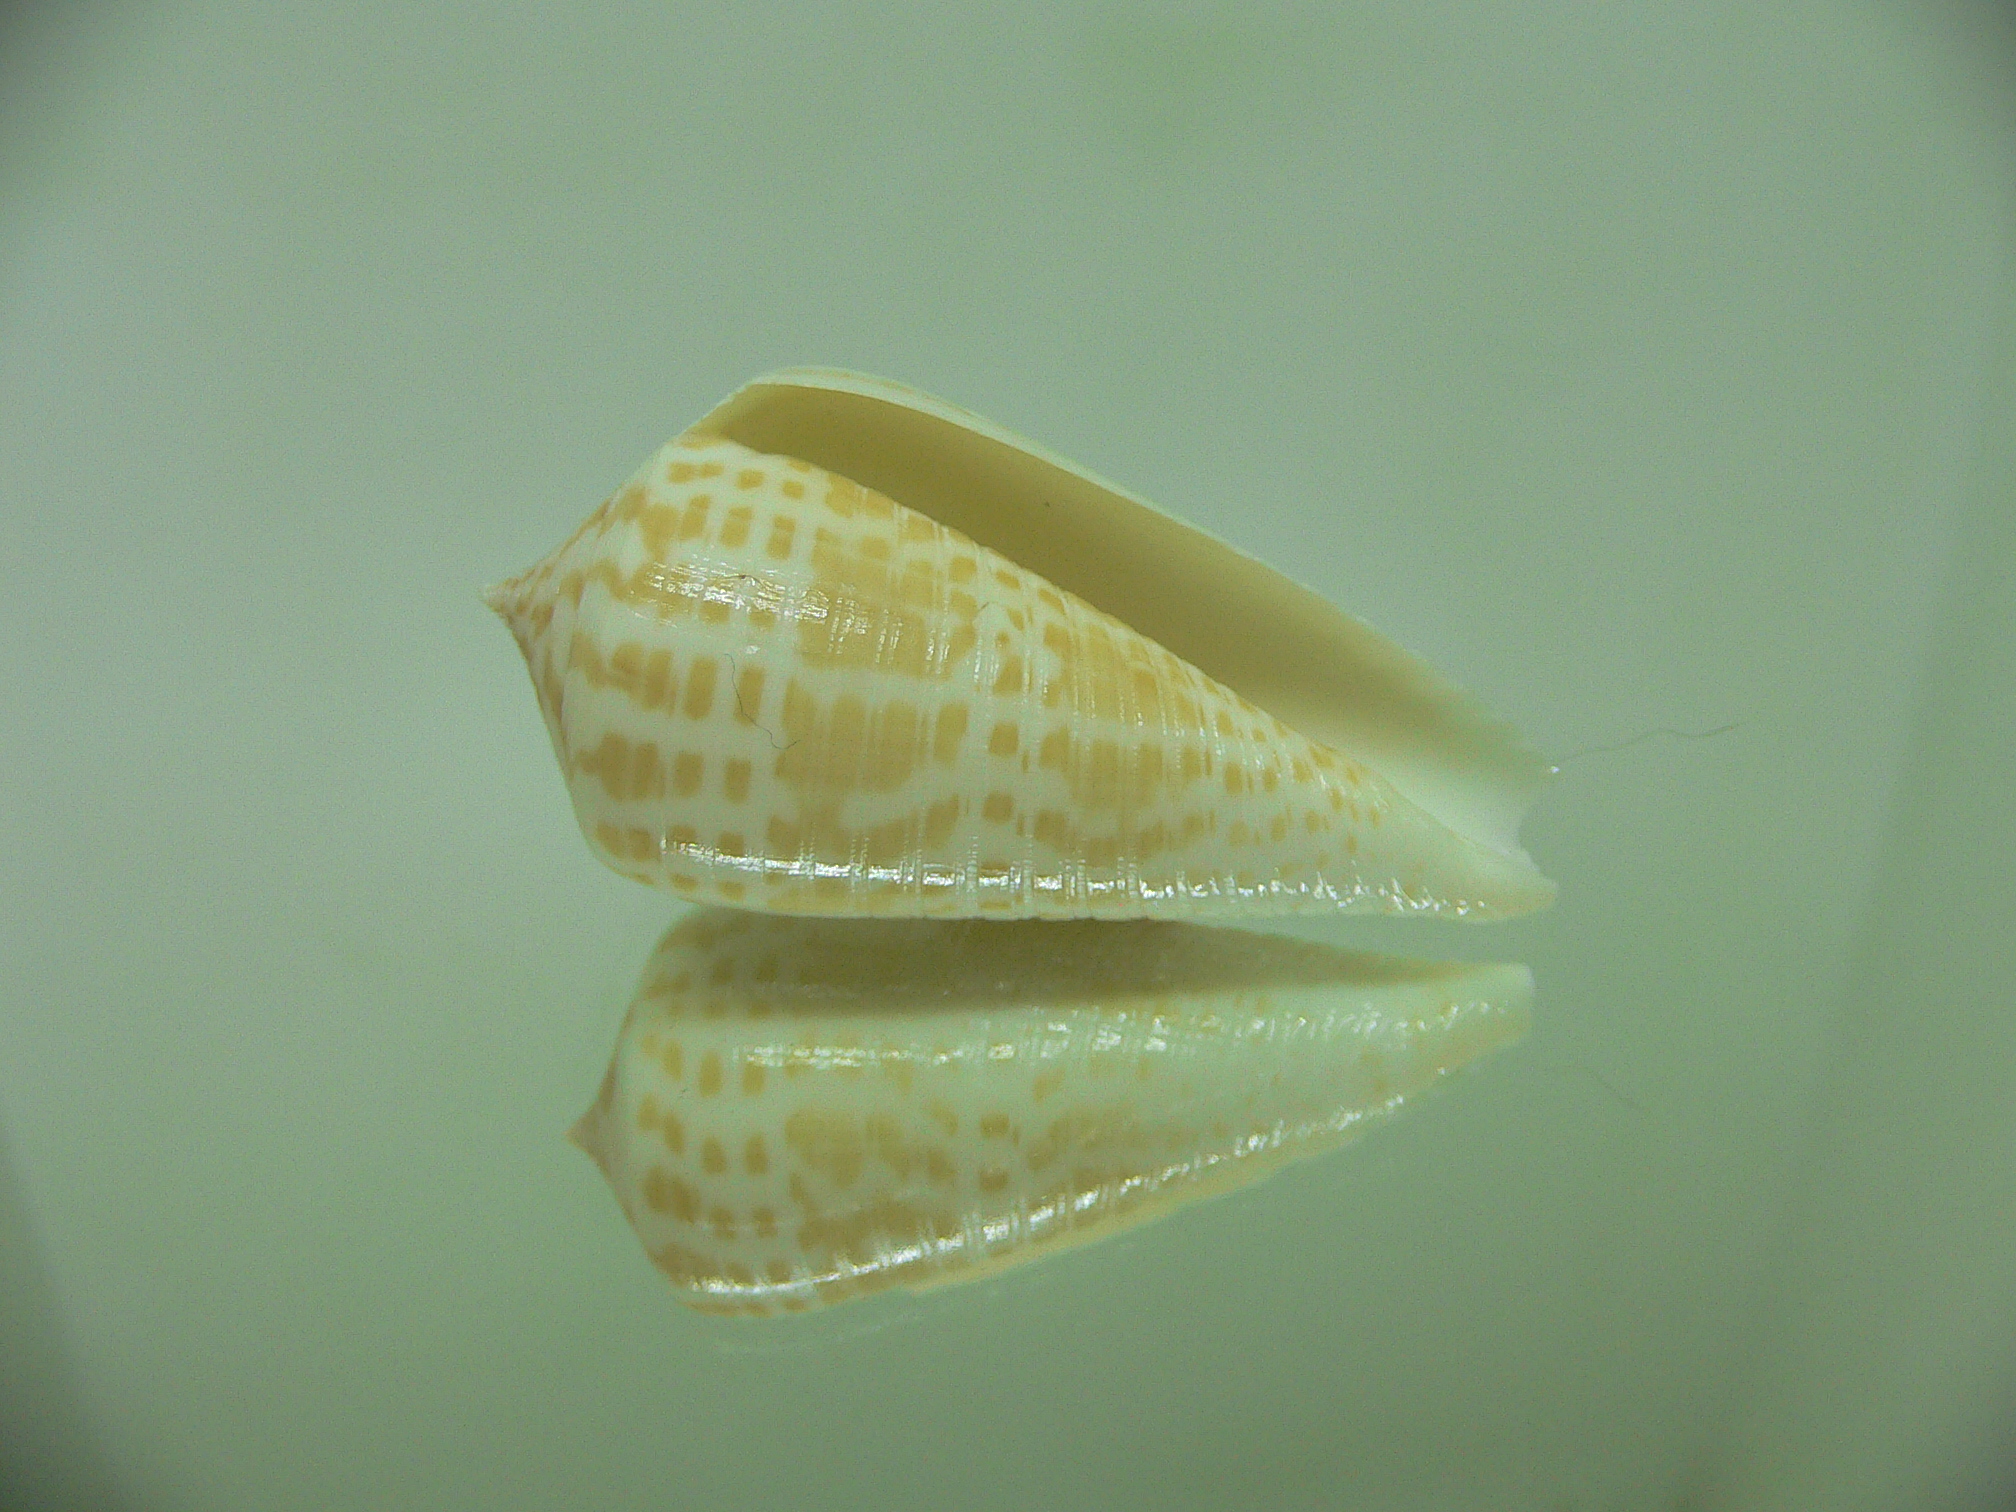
(570, 909, 1533, 1316)
(489, 370, 1556, 920)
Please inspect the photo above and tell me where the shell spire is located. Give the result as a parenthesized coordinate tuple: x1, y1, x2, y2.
(490, 370, 1556, 921)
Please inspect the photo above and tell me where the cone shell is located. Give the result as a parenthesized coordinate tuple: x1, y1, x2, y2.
(571, 909, 1533, 1316)
(489, 369, 1556, 920)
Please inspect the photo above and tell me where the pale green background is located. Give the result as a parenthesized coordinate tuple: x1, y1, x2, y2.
(3, 4, 2014, 1510)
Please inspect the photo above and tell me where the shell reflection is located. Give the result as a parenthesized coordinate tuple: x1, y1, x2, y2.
(572, 909, 1532, 1316)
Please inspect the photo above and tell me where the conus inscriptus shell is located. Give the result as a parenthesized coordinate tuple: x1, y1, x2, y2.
(489, 370, 1555, 920)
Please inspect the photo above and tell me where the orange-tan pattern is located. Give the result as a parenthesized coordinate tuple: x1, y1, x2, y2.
(570, 909, 1533, 1316)
(488, 431, 1550, 919)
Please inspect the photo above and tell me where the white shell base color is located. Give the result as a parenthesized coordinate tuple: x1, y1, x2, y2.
(570, 910, 1533, 1316)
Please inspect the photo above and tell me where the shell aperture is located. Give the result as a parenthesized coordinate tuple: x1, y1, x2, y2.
(489, 370, 1556, 919)
(572, 909, 1533, 1316)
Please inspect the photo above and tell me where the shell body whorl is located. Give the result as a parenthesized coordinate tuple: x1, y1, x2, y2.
(489, 374, 1556, 920)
